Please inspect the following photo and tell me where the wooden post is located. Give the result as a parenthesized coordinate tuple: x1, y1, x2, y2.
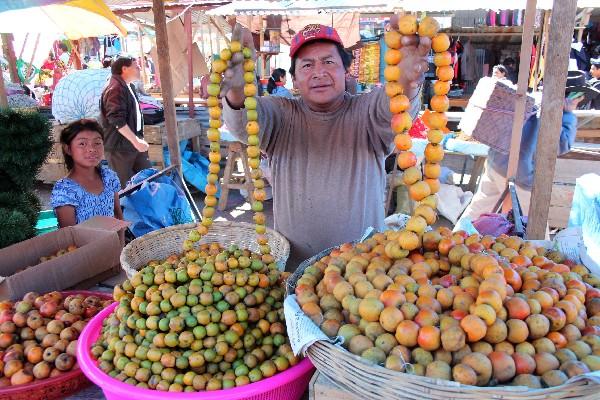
(185, 9, 195, 118)
(1, 33, 19, 83)
(533, 10, 550, 91)
(505, 0, 537, 188)
(527, 0, 578, 239)
(137, 24, 148, 86)
(0, 63, 8, 108)
(152, 0, 181, 170)
(207, 19, 214, 57)
(18, 33, 28, 60)
(25, 34, 40, 84)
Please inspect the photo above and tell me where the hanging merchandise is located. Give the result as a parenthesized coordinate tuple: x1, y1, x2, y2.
(103, 35, 121, 57)
(359, 41, 380, 84)
(349, 48, 361, 79)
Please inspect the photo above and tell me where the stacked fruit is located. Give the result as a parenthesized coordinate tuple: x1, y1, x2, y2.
(189, 41, 272, 258)
(295, 229, 600, 388)
(91, 243, 298, 392)
(39, 245, 78, 263)
(0, 291, 110, 387)
(383, 16, 452, 257)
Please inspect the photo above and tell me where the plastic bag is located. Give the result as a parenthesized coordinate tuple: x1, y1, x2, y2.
(121, 168, 195, 237)
(471, 213, 513, 237)
(568, 173, 600, 272)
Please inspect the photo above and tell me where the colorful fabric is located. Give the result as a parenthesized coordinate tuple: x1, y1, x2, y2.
(51, 166, 121, 223)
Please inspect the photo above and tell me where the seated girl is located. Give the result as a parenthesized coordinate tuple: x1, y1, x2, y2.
(51, 119, 123, 228)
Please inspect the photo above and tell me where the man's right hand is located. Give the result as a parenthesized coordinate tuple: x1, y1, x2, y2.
(221, 23, 257, 109)
(133, 136, 150, 152)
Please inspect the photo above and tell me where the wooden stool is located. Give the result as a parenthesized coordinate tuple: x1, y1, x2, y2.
(218, 141, 254, 211)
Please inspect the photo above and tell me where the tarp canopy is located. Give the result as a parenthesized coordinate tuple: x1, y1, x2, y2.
(207, 0, 395, 16)
(207, 0, 600, 15)
(0, 0, 127, 39)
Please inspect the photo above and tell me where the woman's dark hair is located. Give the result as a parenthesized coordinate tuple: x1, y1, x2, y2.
(60, 119, 104, 170)
(58, 43, 68, 52)
(289, 40, 353, 78)
(267, 68, 287, 94)
(111, 56, 134, 75)
(493, 65, 508, 76)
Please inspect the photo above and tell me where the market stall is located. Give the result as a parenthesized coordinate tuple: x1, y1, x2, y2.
(1, 1, 600, 400)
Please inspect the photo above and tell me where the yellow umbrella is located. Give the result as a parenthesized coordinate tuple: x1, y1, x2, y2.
(0, 0, 127, 40)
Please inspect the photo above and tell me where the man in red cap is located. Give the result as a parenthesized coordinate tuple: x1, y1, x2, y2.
(222, 20, 430, 271)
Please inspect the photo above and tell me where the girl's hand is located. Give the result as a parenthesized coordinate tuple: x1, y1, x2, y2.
(388, 15, 431, 99)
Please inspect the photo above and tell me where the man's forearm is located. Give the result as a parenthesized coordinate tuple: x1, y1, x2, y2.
(117, 125, 140, 146)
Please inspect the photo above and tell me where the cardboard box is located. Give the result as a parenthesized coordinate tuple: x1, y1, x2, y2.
(0, 217, 129, 300)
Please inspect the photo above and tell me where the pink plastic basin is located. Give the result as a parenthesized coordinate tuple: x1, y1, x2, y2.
(77, 303, 315, 400)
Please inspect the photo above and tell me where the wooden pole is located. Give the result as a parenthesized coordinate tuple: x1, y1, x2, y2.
(527, 0, 578, 239)
(533, 10, 550, 91)
(25, 34, 40, 84)
(185, 9, 195, 118)
(207, 19, 214, 57)
(1, 33, 19, 83)
(0, 62, 8, 108)
(505, 0, 537, 188)
(152, 0, 181, 170)
(137, 24, 148, 86)
(18, 33, 28, 60)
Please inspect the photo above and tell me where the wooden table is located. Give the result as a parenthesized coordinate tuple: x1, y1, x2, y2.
(448, 97, 470, 109)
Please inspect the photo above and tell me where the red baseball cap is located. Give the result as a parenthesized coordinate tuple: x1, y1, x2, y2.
(289, 24, 343, 58)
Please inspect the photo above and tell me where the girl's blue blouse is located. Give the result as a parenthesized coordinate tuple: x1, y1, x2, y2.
(51, 166, 121, 223)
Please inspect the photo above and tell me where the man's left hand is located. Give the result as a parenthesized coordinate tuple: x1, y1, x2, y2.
(388, 15, 432, 99)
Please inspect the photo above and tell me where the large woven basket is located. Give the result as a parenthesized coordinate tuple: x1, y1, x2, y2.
(121, 221, 290, 278)
(287, 249, 600, 400)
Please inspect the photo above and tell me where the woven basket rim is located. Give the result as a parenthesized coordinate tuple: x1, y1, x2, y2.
(120, 221, 290, 277)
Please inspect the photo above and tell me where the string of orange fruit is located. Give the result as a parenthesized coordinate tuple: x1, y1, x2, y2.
(185, 41, 273, 262)
(384, 15, 451, 254)
(384, 15, 511, 328)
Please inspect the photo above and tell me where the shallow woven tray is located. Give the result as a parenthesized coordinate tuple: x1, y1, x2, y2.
(287, 249, 600, 400)
(121, 221, 290, 278)
(0, 290, 113, 400)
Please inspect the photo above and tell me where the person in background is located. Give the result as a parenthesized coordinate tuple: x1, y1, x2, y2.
(588, 57, 600, 109)
(102, 56, 112, 68)
(492, 64, 510, 81)
(266, 68, 293, 98)
(51, 119, 123, 229)
(459, 71, 584, 222)
(41, 51, 55, 71)
(503, 57, 518, 84)
(53, 43, 71, 89)
(99, 56, 151, 188)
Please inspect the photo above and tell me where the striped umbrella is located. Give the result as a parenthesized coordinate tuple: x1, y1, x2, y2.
(0, 0, 127, 39)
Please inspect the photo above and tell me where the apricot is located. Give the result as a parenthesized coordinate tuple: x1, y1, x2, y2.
(460, 315, 487, 342)
(452, 363, 478, 386)
(534, 352, 560, 375)
(461, 352, 492, 386)
(488, 351, 516, 383)
(425, 360, 451, 380)
(512, 352, 536, 375)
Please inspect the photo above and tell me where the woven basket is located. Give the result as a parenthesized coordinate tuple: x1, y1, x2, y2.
(287, 249, 600, 400)
(121, 221, 290, 278)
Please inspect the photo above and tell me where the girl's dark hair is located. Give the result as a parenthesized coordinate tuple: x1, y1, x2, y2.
(493, 64, 508, 76)
(267, 68, 287, 94)
(60, 119, 104, 170)
(289, 40, 353, 78)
